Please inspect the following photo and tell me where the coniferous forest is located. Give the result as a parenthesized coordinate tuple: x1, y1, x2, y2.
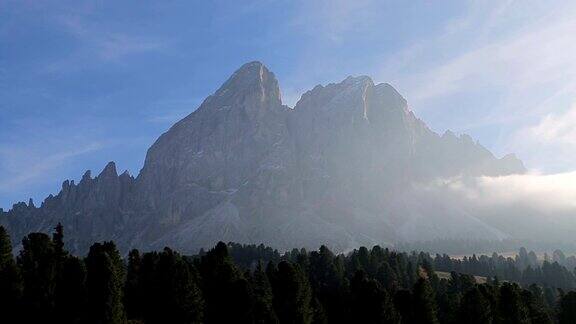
(3, 225, 576, 324)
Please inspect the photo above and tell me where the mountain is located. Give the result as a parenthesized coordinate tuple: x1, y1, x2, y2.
(0, 62, 525, 254)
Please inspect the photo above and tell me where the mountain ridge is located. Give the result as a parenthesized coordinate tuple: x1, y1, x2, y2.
(0, 61, 525, 254)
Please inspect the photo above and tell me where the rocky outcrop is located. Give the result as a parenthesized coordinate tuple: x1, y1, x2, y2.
(0, 162, 136, 253)
(1, 61, 525, 254)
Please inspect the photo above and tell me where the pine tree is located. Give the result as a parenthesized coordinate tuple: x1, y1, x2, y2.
(457, 286, 492, 324)
(412, 278, 439, 324)
(152, 248, 204, 324)
(478, 284, 499, 323)
(138, 251, 160, 322)
(350, 270, 398, 324)
(521, 288, 552, 324)
(124, 249, 142, 321)
(85, 241, 126, 324)
(393, 290, 414, 324)
(0, 226, 12, 264)
(17, 232, 58, 322)
(0, 226, 22, 322)
(376, 262, 398, 292)
(435, 289, 459, 324)
(199, 241, 252, 323)
(543, 286, 557, 308)
(558, 291, 576, 324)
(251, 261, 278, 324)
(498, 282, 529, 324)
(270, 261, 313, 324)
(52, 222, 67, 260)
(49, 223, 87, 324)
(55, 256, 87, 324)
(308, 245, 346, 322)
(311, 296, 328, 324)
(405, 261, 418, 288)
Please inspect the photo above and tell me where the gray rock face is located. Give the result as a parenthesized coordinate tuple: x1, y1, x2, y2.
(0, 62, 525, 254)
(137, 62, 289, 225)
(0, 162, 137, 253)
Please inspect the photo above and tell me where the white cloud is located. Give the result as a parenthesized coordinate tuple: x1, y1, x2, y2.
(508, 102, 576, 172)
(419, 172, 576, 240)
(448, 172, 576, 211)
(528, 105, 576, 145)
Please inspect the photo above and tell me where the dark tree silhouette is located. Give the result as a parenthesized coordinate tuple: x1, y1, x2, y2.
(199, 241, 252, 323)
(17, 232, 58, 322)
(85, 242, 126, 324)
(457, 286, 492, 324)
(251, 261, 279, 324)
(2, 226, 576, 324)
(270, 261, 313, 324)
(412, 277, 439, 324)
(559, 291, 576, 324)
(0, 226, 22, 322)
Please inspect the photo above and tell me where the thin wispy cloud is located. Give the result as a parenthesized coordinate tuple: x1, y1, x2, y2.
(40, 14, 166, 75)
(97, 34, 164, 62)
(0, 142, 103, 192)
(59, 15, 165, 62)
(528, 105, 576, 146)
(291, 0, 381, 44)
(373, 1, 576, 172)
(509, 103, 576, 172)
(0, 111, 153, 208)
(393, 3, 576, 104)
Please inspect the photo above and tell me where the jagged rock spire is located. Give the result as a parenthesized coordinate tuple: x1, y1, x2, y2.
(99, 161, 118, 178)
(200, 61, 283, 117)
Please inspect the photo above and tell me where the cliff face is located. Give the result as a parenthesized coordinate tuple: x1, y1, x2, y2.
(0, 162, 136, 253)
(1, 62, 525, 254)
(136, 62, 290, 225)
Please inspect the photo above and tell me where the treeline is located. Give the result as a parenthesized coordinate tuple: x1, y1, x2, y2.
(2, 225, 576, 323)
(219, 243, 576, 292)
(397, 239, 576, 257)
(433, 248, 576, 292)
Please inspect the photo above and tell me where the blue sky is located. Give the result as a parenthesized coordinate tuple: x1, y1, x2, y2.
(2, 0, 576, 209)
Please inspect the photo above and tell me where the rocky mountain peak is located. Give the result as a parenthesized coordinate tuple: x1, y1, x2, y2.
(342, 75, 373, 86)
(228, 61, 271, 83)
(443, 130, 457, 138)
(373, 82, 408, 112)
(80, 170, 92, 184)
(204, 61, 282, 112)
(137, 61, 291, 213)
(295, 75, 373, 113)
(293, 76, 415, 131)
(98, 161, 118, 178)
(498, 153, 526, 173)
